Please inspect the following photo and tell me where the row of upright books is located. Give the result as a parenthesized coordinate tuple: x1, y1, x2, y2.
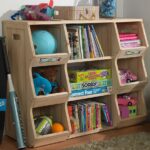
(67, 24, 104, 60)
(68, 101, 112, 134)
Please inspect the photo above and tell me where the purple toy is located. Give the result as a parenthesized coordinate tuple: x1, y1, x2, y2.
(119, 69, 138, 84)
(119, 105, 129, 119)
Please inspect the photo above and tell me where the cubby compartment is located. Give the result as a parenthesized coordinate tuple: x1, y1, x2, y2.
(114, 90, 147, 128)
(67, 59, 112, 101)
(30, 24, 70, 66)
(31, 65, 69, 107)
(30, 103, 70, 147)
(67, 95, 114, 138)
(114, 57, 148, 92)
(115, 20, 149, 58)
(94, 23, 118, 57)
(67, 22, 117, 62)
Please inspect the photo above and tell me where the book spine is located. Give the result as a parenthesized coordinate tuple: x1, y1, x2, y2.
(83, 26, 90, 58)
(101, 104, 112, 126)
(90, 28, 100, 57)
(81, 26, 86, 59)
(85, 25, 94, 58)
(68, 32, 74, 60)
(79, 26, 84, 59)
(90, 25, 104, 57)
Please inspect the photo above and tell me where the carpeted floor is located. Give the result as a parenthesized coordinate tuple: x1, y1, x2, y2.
(65, 132, 150, 150)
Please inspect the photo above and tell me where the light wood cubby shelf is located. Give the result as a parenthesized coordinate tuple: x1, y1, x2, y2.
(2, 18, 149, 147)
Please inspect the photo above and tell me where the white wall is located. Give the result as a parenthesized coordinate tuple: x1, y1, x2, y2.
(123, 0, 150, 113)
(0, 0, 123, 35)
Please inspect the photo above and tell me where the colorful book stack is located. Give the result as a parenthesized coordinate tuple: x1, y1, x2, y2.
(67, 25, 104, 60)
(69, 69, 112, 97)
(119, 33, 141, 48)
(68, 101, 112, 134)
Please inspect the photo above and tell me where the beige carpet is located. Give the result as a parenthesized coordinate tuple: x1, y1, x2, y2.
(64, 132, 150, 150)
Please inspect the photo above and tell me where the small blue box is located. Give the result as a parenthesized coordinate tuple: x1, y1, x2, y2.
(0, 99, 7, 111)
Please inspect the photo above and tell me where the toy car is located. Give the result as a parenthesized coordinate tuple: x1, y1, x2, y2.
(119, 69, 138, 84)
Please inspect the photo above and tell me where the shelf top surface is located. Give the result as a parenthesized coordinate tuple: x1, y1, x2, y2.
(3, 18, 143, 26)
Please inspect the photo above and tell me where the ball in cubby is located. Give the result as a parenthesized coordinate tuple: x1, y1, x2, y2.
(51, 122, 64, 133)
(34, 116, 53, 135)
(32, 30, 57, 54)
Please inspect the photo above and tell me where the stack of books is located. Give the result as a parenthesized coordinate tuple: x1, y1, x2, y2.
(67, 25, 104, 60)
(68, 101, 112, 134)
(119, 33, 141, 48)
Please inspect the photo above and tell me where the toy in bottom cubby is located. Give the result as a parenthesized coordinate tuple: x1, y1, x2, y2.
(33, 109, 65, 136)
(118, 94, 137, 119)
(68, 69, 112, 97)
(32, 66, 66, 96)
(67, 100, 112, 134)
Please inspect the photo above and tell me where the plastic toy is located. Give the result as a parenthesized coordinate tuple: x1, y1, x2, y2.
(118, 96, 137, 106)
(32, 30, 57, 55)
(118, 94, 137, 119)
(100, 0, 116, 18)
(11, 0, 59, 20)
(33, 72, 57, 96)
(51, 122, 64, 133)
(119, 105, 129, 119)
(128, 106, 137, 117)
(34, 116, 53, 135)
(119, 69, 138, 84)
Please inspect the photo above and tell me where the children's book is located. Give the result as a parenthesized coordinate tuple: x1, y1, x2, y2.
(83, 26, 90, 58)
(67, 26, 82, 59)
(90, 25, 104, 57)
(101, 103, 112, 126)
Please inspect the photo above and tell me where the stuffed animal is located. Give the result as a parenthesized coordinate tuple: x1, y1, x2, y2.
(11, 0, 58, 20)
(33, 72, 57, 96)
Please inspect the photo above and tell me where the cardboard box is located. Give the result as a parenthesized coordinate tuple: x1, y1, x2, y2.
(70, 79, 112, 90)
(54, 6, 99, 20)
(69, 69, 111, 83)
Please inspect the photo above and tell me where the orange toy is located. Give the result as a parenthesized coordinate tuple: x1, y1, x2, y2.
(51, 123, 64, 133)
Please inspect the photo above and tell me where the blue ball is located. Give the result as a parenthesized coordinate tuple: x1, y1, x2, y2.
(32, 30, 57, 54)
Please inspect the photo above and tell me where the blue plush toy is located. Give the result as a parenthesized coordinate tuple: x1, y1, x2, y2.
(33, 72, 57, 96)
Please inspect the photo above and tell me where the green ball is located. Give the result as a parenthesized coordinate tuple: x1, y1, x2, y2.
(34, 116, 52, 135)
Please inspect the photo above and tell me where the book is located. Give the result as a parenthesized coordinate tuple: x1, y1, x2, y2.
(90, 25, 104, 57)
(83, 26, 90, 58)
(119, 33, 137, 38)
(67, 26, 82, 59)
(85, 25, 94, 58)
(79, 26, 84, 59)
(68, 32, 74, 60)
(89, 27, 100, 58)
(95, 102, 102, 129)
(71, 103, 80, 132)
(101, 103, 112, 126)
(78, 103, 85, 132)
(68, 105, 79, 133)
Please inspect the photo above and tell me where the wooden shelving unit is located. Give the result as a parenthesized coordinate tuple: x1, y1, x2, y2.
(2, 18, 149, 148)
